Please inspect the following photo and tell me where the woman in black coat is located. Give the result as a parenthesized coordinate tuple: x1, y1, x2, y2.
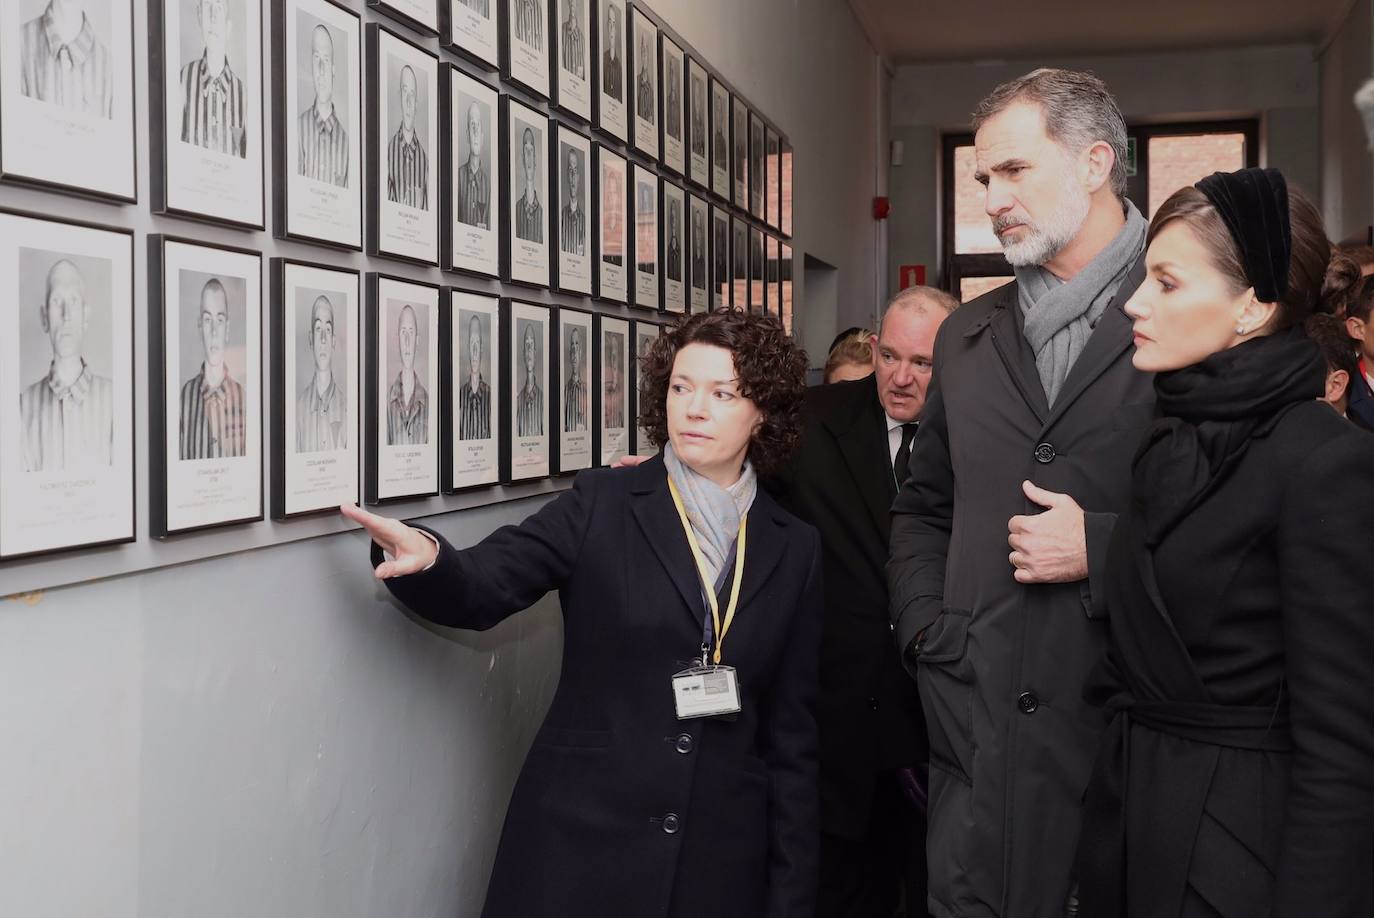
(1073, 168, 1374, 918)
(343, 310, 822, 918)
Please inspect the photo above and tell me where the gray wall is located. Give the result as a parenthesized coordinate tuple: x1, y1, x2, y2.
(1319, 0, 1374, 241)
(888, 43, 1322, 294)
(0, 1, 883, 916)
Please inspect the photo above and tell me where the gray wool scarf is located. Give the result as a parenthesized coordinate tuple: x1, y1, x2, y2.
(1015, 200, 1147, 406)
(663, 442, 757, 589)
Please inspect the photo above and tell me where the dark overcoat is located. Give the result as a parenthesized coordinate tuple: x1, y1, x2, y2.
(375, 457, 823, 918)
(887, 262, 1153, 918)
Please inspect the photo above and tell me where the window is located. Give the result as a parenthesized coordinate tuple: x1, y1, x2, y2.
(941, 119, 1257, 303)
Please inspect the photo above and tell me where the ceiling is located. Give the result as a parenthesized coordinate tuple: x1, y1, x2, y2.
(850, 0, 1353, 64)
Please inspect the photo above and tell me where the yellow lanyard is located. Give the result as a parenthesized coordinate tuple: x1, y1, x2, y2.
(667, 476, 748, 666)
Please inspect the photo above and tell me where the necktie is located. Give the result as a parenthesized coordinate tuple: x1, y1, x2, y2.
(893, 422, 918, 487)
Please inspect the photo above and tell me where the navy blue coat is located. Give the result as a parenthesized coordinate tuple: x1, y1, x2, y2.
(375, 456, 823, 918)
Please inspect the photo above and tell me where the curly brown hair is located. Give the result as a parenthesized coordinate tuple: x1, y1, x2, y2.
(638, 310, 809, 476)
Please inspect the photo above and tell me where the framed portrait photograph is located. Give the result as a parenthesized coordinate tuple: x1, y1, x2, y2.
(731, 95, 747, 210)
(149, 236, 263, 537)
(687, 192, 708, 313)
(502, 96, 550, 287)
(367, 24, 439, 266)
(0, 212, 134, 560)
(660, 180, 685, 315)
(151, 0, 265, 228)
(270, 259, 360, 519)
(365, 273, 439, 503)
(628, 5, 657, 160)
(748, 110, 765, 221)
(591, 0, 626, 143)
(708, 76, 729, 200)
(444, 65, 500, 277)
(552, 124, 592, 294)
(630, 163, 658, 310)
(553, 0, 590, 121)
(0, 0, 137, 202)
(781, 137, 793, 238)
(500, 0, 549, 100)
(367, 0, 438, 36)
(444, 288, 501, 491)
(765, 233, 781, 318)
(594, 313, 628, 466)
(685, 56, 708, 188)
(593, 143, 627, 303)
(553, 306, 593, 474)
(748, 224, 764, 314)
(658, 35, 683, 177)
(274, 0, 363, 250)
(441, 0, 497, 68)
(765, 126, 781, 231)
(629, 317, 660, 455)
(503, 298, 551, 481)
(709, 204, 729, 310)
(730, 215, 747, 309)
(779, 241, 793, 333)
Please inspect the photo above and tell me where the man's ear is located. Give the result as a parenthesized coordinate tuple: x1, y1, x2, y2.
(1328, 368, 1351, 405)
(1081, 140, 1116, 195)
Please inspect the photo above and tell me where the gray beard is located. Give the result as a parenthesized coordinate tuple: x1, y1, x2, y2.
(998, 182, 1091, 268)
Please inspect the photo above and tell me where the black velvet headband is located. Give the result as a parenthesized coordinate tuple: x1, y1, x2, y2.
(1194, 167, 1291, 304)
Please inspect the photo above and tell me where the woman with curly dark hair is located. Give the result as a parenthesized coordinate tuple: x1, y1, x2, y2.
(342, 309, 822, 918)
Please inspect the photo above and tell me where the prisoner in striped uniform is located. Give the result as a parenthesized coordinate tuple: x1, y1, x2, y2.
(386, 304, 428, 446)
(459, 0, 489, 15)
(179, 0, 247, 158)
(515, 127, 544, 243)
(180, 278, 247, 460)
(456, 102, 489, 228)
(559, 148, 586, 255)
(296, 295, 347, 452)
(602, 333, 624, 429)
(560, 0, 584, 79)
(298, 24, 349, 188)
(386, 65, 428, 210)
(457, 313, 491, 440)
(20, 0, 114, 120)
(513, 0, 543, 50)
(20, 258, 114, 472)
(563, 326, 588, 432)
(516, 323, 544, 437)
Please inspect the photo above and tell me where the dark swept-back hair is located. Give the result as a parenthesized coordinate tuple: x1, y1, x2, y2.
(638, 310, 808, 476)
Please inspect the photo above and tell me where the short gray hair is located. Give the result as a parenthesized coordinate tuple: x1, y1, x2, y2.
(972, 68, 1129, 197)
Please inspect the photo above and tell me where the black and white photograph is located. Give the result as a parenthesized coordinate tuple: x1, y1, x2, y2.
(553, 306, 593, 474)
(367, 0, 438, 36)
(731, 215, 747, 308)
(276, 0, 363, 250)
(445, 289, 501, 491)
(765, 126, 781, 230)
(444, 66, 500, 277)
(731, 94, 747, 210)
(630, 163, 658, 310)
(0, 0, 137, 201)
(594, 143, 627, 303)
(748, 224, 764, 314)
(152, 0, 265, 227)
(659, 35, 684, 176)
(271, 259, 360, 519)
(553, 0, 590, 121)
(661, 180, 685, 314)
(687, 193, 708, 312)
(780, 137, 793, 238)
(552, 124, 592, 294)
(749, 109, 765, 220)
(709, 76, 729, 199)
(710, 204, 729, 310)
(150, 237, 263, 537)
(628, 6, 657, 159)
(501, 0, 549, 99)
(368, 24, 439, 265)
(779, 241, 793, 333)
(0, 212, 134, 559)
(366, 273, 439, 502)
(502, 96, 550, 287)
(441, 0, 497, 68)
(765, 233, 781, 318)
(591, 0, 626, 143)
(594, 313, 628, 466)
(685, 56, 707, 188)
(503, 298, 550, 481)
(629, 318, 659, 454)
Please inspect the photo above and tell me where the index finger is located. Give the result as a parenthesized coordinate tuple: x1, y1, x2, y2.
(340, 502, 404, 546)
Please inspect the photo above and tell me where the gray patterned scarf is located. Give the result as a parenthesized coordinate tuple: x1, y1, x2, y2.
(1015, 200, 1147, 406)
(663, 441, 756, 588)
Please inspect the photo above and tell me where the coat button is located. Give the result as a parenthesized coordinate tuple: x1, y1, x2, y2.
(1034, 443, 1056, 464)
(1018, 691, 1039, 714)
(868, 697, 880, 711)
(662, 813, 680, 834)
(675, 734, 693, 754)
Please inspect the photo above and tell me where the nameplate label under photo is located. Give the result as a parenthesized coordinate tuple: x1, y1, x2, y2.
(672, 665, 742, 719)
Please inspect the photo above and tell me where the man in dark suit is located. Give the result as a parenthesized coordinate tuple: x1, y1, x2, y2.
(768, 285, 956, 918)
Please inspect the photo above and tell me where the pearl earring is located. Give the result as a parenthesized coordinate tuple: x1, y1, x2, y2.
(1236, 325, 1248, 336)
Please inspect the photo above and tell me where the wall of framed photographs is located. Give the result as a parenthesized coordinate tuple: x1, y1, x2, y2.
(0, 0, 797, 595)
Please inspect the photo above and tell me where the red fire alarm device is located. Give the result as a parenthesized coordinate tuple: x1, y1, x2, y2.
(872, 197, 890, 220)
(899, 265, 926, 289)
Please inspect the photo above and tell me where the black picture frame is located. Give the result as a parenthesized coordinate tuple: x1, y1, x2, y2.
(441, 0, 500, 69)
(730, 93, 748, 211)
(499, 0, 553, 101)
(658, 32, 684, 177)
(629, 162, 659, 310)
(780, 137, 793, 238)
(660, 178, 685, 314)
(501, 95, 552, 287)
(686, 192, 709, 313)
(502, 297, 553, 482)
(708, 75, 730, 201)
(627, 3, 658, 160)
(748, 109, 766, 221)
(730, 215, 747, 309)
(552, 0, 592, 122)
(442, 286, 504, 493)
(442, 64, 503, 278)
(765, 233, 781, 318)
(709, 204, 730, 311)
(149, 234, 266, 538)
(592, 141, 629, 303)
(367, 0, 440, 36)
(748, 224, 765, 314)
(765, 125, 781, 232)
(592, 312, 631, 466)
(590, 0, 628, 144)
(551, 304, 595, 475)
(551, 122, 594, 294)
(685, 55, 709, 190)
(629, 317, 661, 454)
(779, 241, 794, 334)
